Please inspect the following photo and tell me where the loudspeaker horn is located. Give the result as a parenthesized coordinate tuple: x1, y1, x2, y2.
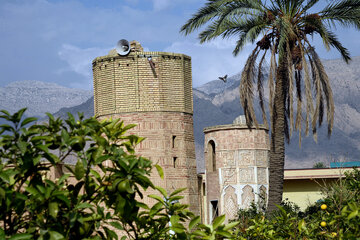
(116, 39, 131, 56)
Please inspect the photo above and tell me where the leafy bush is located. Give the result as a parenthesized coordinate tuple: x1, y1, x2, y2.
(0, 109, 199, 239)
(1, 108, 359, 239)
(232, 169, 360, 239)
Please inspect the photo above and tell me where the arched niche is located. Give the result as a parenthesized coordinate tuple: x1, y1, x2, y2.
(206, 140, 216, 172)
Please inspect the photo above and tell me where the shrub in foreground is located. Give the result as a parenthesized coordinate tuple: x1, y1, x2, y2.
(1, 109, 359, 239)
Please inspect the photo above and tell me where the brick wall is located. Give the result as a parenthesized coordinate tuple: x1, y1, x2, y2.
(93, 51, 193, 116)
(98, 112, 199, 214)
(203, 123, 270, 223)
(93, 47, 199, 215)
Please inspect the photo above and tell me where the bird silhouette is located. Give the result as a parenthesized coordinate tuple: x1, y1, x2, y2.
(218, 74, 228, 82)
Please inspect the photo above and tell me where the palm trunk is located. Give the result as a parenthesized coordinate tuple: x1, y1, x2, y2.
(267, 56, 287, 213)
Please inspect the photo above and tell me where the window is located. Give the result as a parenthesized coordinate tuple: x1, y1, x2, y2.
(210, 200, 219, 222)
(173, 157, 177, 168)
(207, 140, 216, 172)
(172, 135, 176, 148)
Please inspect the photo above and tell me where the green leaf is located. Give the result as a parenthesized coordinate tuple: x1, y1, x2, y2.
(347, 210, 359, 220)
(170, 215, 180, 226)
(212, 215, 225, 229)
(103, 227, 117, 240)
(64, 165, 75, 175)
(25, 186, 39, 196)
(154, 164, 164, 179)
(0, 109, 11, 117)
(57, 173, 70, 184)
(223, 221, 239, 231)
(150, 202, 164, 216)
(17, 141, 27, 155)
(169, 187, 187, 197)
(216, 230, 233, 238)
(298, 219, 306, 232)
(13, 108, 27, 123)
(171, 226, 185, 234)
(168, 195, 184, 202)
(155, 186, 167, 198)
(191, 230, 208, 237)
(8, 233, 33, 240)
(75, 160, 85, 180)
(136, 202, 149, 210)
(49, 202, 59, 218)
(109, 221, 123, 230)
(75, 202, 93, 210)
(0, 187, 5, 200)
(48, 231, 64, 240)
(33, 155, 41, 165)
(148, 194, 165, 204)
(20, 117, 37, 127)
(61, 130, 69, 143)
(56, 195, 70, 207)
(90, 169, 101, 180)
(189, 216, 200, 230)
(0, 172, 10, 184)
(0, 228, 5, 239)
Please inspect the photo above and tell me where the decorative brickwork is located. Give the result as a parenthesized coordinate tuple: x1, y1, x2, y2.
(203, 116, 270, 223)
(93, 43, 199, 215)
(93, 51, 193, 116)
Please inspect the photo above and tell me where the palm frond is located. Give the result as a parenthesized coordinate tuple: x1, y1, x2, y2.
(257, 50, 269, 128)
(308, 47, 335, 137)
(240, 47, 260, 128)
(303, 16, 351, 62)
(294, 70, 302, 133)
(299, 42, 314, 137)
(180, 0, 267, 35)
(285, 42, 294, 138)
(299, 0, 320, 15)
(320, 0, 360, 30)
(180, 1, 223, 35)
(268, 45, 277, 129)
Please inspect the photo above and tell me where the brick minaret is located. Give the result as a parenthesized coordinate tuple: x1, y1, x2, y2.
(203, 116, 269, 223)
(92, 41, 199, 214)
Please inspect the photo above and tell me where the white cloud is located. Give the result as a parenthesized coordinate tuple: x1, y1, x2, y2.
(152, 0, 170, 11)
(165, 40, 253, 87)
(57, 44, 110, 78)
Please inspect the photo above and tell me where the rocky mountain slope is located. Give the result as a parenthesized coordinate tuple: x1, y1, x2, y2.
(193, 57, 360, 170)
(2, 57, 359, 170)
(0, 81, 92, 117)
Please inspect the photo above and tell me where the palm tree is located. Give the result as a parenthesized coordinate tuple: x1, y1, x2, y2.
(181, 0, 360, 212)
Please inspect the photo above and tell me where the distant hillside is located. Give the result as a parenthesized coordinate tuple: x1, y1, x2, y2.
(0, 80, 92, 117)
(53, 96, 94, 119)
(193, 57, 360, 170)
(4, 57, 359, 171)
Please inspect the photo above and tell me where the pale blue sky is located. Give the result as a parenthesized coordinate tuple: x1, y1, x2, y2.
(1, 0, 360, 89)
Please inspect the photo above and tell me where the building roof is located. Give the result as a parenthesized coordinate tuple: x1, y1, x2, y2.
(284, 167, 359, 180)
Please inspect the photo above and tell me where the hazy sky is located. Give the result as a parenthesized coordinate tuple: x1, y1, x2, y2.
(1, 0, 360, 90)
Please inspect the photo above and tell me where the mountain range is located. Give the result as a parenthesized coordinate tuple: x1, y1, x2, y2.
(0, 80, 92, 117)
(1, 56, 359, 171)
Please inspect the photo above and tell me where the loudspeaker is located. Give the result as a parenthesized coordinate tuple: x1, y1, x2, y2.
(116, 39, 131, 56)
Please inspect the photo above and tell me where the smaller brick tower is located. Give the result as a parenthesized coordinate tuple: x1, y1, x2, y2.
(202, 116, 269, 223)
(92, 41, 199, 214)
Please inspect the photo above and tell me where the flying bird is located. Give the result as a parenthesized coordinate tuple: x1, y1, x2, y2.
(218, 74, 227, 82)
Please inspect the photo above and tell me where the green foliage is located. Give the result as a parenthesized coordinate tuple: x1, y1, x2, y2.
(0, 108, 156, 239)
(0, 109, 197, 239)
(231, 169, 360, 239)
(313, 162, 327, 168)
(2, 108, 360, 239)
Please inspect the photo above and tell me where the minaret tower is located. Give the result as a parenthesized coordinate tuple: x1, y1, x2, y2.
(92, 40, 199, 214)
